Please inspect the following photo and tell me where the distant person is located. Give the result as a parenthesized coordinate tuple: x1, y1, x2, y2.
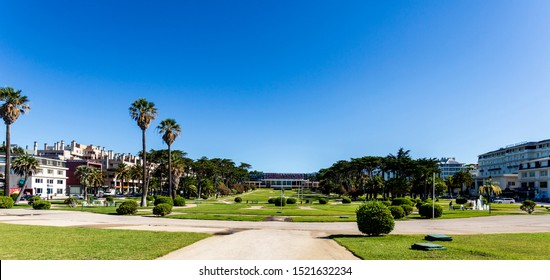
(449, 201, 453, 210)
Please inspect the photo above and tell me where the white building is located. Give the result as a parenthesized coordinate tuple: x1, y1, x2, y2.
(518, 157, 550, 202)
(438, 157, 466, 179)
(1, 154, 68, 198)
(476, 139, 550, 200)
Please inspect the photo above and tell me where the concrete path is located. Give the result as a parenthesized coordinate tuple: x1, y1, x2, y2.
(2, 209, 550, 259)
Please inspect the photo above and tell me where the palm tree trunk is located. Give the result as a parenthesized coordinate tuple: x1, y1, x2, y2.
(141, 129, 147, 207)
(168, 144, 173, 199)
(4, 124, 11, 196)
(14, 175, 28, 205)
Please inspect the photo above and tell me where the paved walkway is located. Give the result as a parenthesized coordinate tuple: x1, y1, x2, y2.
(2, 209, 550, 259)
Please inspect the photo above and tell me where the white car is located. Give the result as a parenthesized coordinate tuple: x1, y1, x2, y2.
(494, 198, 515, 204)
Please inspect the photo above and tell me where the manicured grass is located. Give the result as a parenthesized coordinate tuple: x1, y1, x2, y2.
(0, 223, 210, 260)
(169, 213, 267, 221)
(333, 233, 550, 260)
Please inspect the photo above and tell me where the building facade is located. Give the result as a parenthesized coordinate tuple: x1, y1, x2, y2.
(438, 157, 466, 179)
(247, 173, 319, 189)
(476, 139, 550, 201)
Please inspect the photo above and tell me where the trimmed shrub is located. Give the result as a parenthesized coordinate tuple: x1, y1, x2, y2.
(389, 205, 406, 219)
(342, 197, 352, 204)
(116, 200, 138, 215)
(455, 197, 468, 205)
(520, 200, 536, 214)
(200, 194, 208, 200)
(64, 197, 77, 205)
(234, 197, 242, 203)
(268, 198, 276, 204)
(174, 196, 186, 206)
(10, 193, 19, 201)
(318, 198, 328, 205)
(146, 195, 155, 202)
(32, 200, 51, 210)
(105, 196, 114, 203)
(391, 197, 413, 206)
(28, 196, 41, 206)
(419, 203, 443, 218)
(381, 200, 391, 207)
(0, 196, 14, 209)
(274, 197, 287, 207)
(356, 201, 395, 236)
(401, 205, 414, 216)
(154, 196, 174, 206)
(153, 203, 173, 216)
(286, 198, 297, 204)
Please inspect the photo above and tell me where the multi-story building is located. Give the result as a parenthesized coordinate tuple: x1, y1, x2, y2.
(35, 140, 143, 196)
(517, 157, 550, 201)
(438, 157, 466, 179)
(476, 139, 550, 200)
(247, 173, 319, 189)
(0, 154, 68, 198)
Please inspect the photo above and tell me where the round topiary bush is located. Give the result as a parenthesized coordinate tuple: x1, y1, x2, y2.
(152, 203, 173, 216)
(64, 197, 77, 205)
(381, 200, 391, 207)
(389, 205, 406, 219)
(32, 200, 51, 210)
(455, 197, 468, 205)
(419, 203, 443, 218)
(401, 204, 414, 216)
(356, 201, 395, 236)
(105, 196, 114, 203)
(154, 196, 174, 206)
(28, 196, 41, 206)
(268, 198, 276, 204)
(318, 198, 328, 205)
(234, 197, 242, 203)
(391, 197, 413, 206)
(116, 200, 138, 215)
(0, 196, 14, 208)
(342, 197, 352, 204)
(286, 198, 297, 204)
(174, 196, 186, 206)
(200, 194, 208, 200)
(274, 197, 287, 206)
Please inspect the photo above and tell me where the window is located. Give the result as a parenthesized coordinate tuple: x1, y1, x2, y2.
(47, 179, 54, 184)
(541, 182, 548, 189)
(58, 170, 63, 175)
(56, 189, 63, 194)
(529, 172, 536, 177)
(35, 178, 43, 183)
(47, 169, 54, 174)
(57, 180, 63, 184)
(541, 171, 548, 177)
(47, 188, 53, 194)
(36, 188, 43, 194)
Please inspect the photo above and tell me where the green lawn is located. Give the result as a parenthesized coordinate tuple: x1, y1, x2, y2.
(23, 189, 550, 222)
(0, 223, 210, 260)
(333, 233, 550, 260)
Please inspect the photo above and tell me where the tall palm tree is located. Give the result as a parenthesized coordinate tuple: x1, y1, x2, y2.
(129, 98, 157, 206)
(11, 154, 40, 205)
(157, 118, 181, 199)
(0, 87, 30, 196)
(128, 164, 143, 194)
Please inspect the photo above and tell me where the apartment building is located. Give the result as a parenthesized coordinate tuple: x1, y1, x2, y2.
(0, 154, 68, 198)
(438, 157, 466, 179)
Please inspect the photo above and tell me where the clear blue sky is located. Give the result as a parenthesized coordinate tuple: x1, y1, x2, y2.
(1, 0, 549, 173)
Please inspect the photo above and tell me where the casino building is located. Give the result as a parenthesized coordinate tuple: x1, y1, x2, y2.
(247, 173, 319, 190)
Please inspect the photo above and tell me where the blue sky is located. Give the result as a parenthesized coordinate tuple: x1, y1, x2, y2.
(1, 0, 549, 173)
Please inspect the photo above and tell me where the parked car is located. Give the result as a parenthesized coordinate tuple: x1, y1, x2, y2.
(494, 198, 515, 204)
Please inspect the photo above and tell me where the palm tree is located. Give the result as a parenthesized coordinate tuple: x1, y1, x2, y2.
(0, 87, 30, 196)
(479, 178, 502, 214)
(74, 165, 101, 200)
(129, 98, 157, 206)
(113, 162, 129, 195)
(157, 118, 181, 199)
(128, 164, 142, 194)
(11, 154, 40, 205)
